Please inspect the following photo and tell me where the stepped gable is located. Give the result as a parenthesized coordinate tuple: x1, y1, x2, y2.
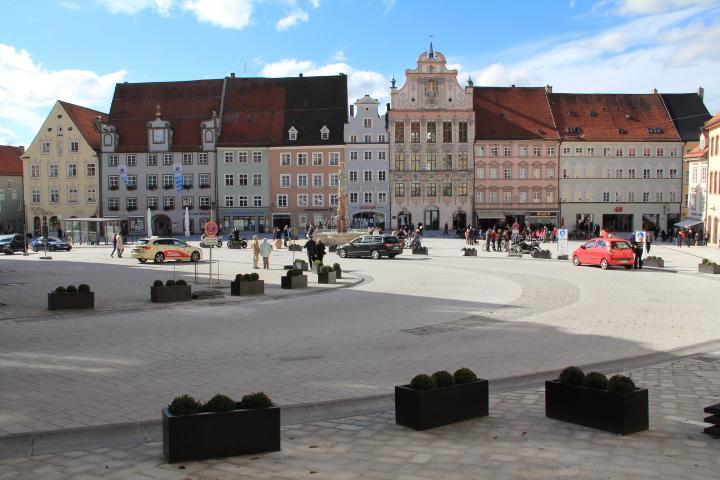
(217, 77, 286, 147)
(108, 79, 224, 153)
(473, 87, 558, 140)
(548, 93, 681, 142)
(660, 93, 711, 141)
(58, 101, 107, 150)
(280, 74, 348, 146)
(0, 145, 23, 176)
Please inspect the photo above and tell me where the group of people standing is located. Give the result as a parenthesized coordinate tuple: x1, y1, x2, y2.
(251, 235, 274, 269)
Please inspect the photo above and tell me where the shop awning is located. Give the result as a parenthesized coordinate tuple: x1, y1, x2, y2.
(475, 210, 505, 219)
(674, 218, 704, 229)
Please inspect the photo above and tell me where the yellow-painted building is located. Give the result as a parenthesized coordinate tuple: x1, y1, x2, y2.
(22, 101, 107, 236)
(706, 113, 720, 245)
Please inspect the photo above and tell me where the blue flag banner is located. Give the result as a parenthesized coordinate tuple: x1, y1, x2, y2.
(119, 164, 128, 185)
(173, 164, 184, 192)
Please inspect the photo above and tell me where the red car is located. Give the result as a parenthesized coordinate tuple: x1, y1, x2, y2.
(572, 238, 635, 270)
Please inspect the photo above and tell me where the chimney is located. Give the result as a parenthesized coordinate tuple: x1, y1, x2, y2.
(299, 73, 303, 78)
(511, 84, 516, 88)
(19, 146, 25, 153)
(94, 115, 103, 130)
(698, 86, 704, 100)
(230, 72, 235, 78)
(545, 84, 552, 94)
(349, 105, 354, 117)
(652, 88, 658, 94)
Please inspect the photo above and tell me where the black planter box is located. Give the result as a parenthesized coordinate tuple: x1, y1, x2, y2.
(162, 405, 280, 463)
(293, 262, 308, 271)
(395, 379, 489, 431)
(532, 250, 552, 259)
(412, 247, 428, 255)
(151, 285, 192, 303)
(334, 269, 342, 279)
(227, 241, 245, 249)
(288, 245, 302, 252)
(462, 249, 477, 256)
(644, 258, 664, 268)
(230, 280, 264, 296)
(317, 271, 336, 284)
(545, 380, 649, 435)
(557, 254, 569, 261)
(281, 275, 308, 289)
(311, 263, 324, 274)
(698, 263, 720, 274)
(47, 291, 95, 310)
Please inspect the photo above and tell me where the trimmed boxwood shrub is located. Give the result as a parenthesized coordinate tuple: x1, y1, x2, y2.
(66, 285, 78, 293)
(168, 394, 202, 416)
(204, 394, 236, 413)
(582, 371, 608, 390)
(175, 279, 187, 286)
(702, 258, 716, 265)
(153, 280, 164, 288)
(313, 260, 323, 266)
(410, 374, 436, 391)
(431, 370, 454, 387)
(320, 265, 334, 273)
(165, 279, 176, 287)
(559, 366, 584, 385)
(607, 375, 636, 393)
(55, 286, 66, 293)
(333, 263, 341, 271)
(287, 268, 303, 277)
(238, 392, 273, 409)
(78, 284, 90, 292)
(453, 367, 478, 384)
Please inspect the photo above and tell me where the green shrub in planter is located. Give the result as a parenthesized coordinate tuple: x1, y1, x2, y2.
(239, 392, 273, 409)
(320, 265, 334, 273)
(55, 286, 66, 293)
(608, 375, 636, 393)
(313, 259, 323, 266)
(175, 279, 187, 286)
(702, 258, 717, 265)
(410, 374, 436, 391)
(582, 372, 608, 390)
(204, 394, 236, 413)
(66, 285, 78, 293)
(287, 268, 303, 277)
(249, 272, 259, 281)
(165, 279, 176, 287)
(154, 280, 164, 288)
(431, 370, 454, 387)
(333, 263, 341, 271)
(453, 367, 478, 384)
(559, 366, 584, 385)
(78, 284, 90, 293)
(168, 394, 202, 416)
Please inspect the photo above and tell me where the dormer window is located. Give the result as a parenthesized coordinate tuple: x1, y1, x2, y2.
(204, 130, 213, 143)
(320, 125, 330, 141)
(152, 128, 166, 144)
(288, 126, 298, 141)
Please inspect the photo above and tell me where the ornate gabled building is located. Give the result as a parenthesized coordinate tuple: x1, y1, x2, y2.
(100, 80, 223, 236)
(473, 86, 560, 229)
(22, 101, 106, 237)
(0, 145, 24, 233)
(344, 95, 390, 229)
(388, 45, 474, 230)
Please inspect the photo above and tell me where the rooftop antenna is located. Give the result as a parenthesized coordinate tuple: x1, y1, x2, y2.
(428, 34, 434, 59)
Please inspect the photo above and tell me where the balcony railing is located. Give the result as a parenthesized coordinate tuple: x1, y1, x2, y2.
(163, 205, 175, 210)
(126, 185, 137, 190)
(147, 184, 158, 190)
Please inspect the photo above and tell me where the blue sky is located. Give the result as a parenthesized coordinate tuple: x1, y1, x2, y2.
(1, 0, 719, 147)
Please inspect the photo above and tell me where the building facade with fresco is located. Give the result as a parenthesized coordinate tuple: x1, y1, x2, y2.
(388, 46, 474, 231)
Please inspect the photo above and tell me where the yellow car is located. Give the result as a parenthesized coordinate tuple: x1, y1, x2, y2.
(131, 237, 202, 264)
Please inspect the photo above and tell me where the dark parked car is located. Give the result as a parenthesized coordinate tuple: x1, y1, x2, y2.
(336, 235, 403, 259)
(0, 234, 26, 254)
(30, 237, 72, 252)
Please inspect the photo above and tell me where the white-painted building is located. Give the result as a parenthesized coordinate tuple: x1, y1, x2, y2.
(344, 95, 390, 229)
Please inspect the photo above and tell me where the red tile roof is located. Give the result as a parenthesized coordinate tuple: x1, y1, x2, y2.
(217, 77, 287, 147)
(705, 112, 720, 129)
(58, 101, 107, 150)
(0, 145, 24, 176)
(473, 87, 558, 140)
(548, 93, 681, 142)
(683, 145, 706, 159)
(108, 80, 224, 153)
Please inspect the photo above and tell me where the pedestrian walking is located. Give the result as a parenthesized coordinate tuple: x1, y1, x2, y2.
(316, 240, 326, 264)
(252, 235, 260, 269)
(443, 222, 449, 237)
(305, 237, 317, 264)
(283, 225, 289, 247)
(116, 232, 124, 258)
(260, 238, 273, 269)
(633, 240, 643, 269)
(646, 234, 652, 254)
(110, 232, 117, 257)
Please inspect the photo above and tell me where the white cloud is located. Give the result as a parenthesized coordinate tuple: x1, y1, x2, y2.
(261, 58, 389, 110)
(614, 0, 717, 15)
(0, 126, 19, 145)
(308, 0, 320, 8)
(333, 50, 347, 62)
(98, 0, 174, 16)
(276, 8, 309, 30)
(382, 0, 396, 12)
(461, 7, 720, 112)
(182, 0, 253, 29)
(0, 44, 126, 145)
(59, 2, 82, 10)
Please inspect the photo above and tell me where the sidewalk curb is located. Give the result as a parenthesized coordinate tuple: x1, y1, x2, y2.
(2, 336, 719, 460)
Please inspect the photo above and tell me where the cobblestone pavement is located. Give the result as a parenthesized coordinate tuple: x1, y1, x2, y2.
(2, 237, 720, 437)
(1, 354, 719, 479)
